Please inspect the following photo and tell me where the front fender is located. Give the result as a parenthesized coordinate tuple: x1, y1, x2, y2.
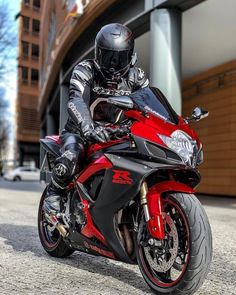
(146, 181, 194, 239)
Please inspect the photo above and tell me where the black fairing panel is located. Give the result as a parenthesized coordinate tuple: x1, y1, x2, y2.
(133, 135, 183, 165)
(40, 139, 61, 157)
(90, 153, 155, 262)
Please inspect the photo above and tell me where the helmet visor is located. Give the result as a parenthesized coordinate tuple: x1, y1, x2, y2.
(96, 47, 133, 74)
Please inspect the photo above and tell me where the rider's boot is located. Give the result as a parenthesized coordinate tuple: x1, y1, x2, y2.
(43, 180, 63, 216)
(43, 159, 72, 224)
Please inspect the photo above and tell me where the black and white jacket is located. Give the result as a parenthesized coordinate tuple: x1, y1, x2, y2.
(65, 59, 149, 133)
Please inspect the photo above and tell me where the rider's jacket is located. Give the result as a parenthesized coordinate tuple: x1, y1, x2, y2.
(65, 59, 149, 134)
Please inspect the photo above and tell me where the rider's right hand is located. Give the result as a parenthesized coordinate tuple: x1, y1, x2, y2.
(81, 122, 110, 143)
(105, 126, 129, 139)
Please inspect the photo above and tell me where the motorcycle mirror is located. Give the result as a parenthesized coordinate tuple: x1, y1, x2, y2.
(192, 107, 209, 121)
(185, 107, 209, 123)
(107, 96, 134, 109)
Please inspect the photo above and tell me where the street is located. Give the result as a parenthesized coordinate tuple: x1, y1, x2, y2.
(0, 179, 235, 295)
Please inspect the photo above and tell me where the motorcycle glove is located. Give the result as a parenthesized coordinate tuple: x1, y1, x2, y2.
(81, 122, 110, 143)
(105, 126, 129, 139)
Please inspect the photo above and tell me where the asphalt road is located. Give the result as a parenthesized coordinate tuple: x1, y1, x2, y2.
(0, 179, 235, 295)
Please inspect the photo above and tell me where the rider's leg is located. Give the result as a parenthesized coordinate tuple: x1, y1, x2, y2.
(43, 134, 84, 216)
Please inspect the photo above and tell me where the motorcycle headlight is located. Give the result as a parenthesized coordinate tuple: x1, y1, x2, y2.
(159, 130, 198, 166)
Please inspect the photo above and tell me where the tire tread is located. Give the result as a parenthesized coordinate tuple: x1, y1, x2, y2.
(136, 192, 213, 295)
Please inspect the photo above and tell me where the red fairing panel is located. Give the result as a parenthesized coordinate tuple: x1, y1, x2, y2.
(80, 199, 115, 258)
(147, 181, 195, 240)
(126, 110, 200, 147)
(77, 155, 112, 183)
(87, 139, 127, 157)
(80, 200, 112, 249)
(45, 135, 61, 144)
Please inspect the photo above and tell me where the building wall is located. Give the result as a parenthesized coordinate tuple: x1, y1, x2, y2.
(39, 0, 67, 89)
(17, 0, 41, 142)
(182, 60, 236, 196)
(16, 0, 41, 166)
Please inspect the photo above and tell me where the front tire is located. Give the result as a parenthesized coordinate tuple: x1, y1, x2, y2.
(136, 193, 212, 295)
(38, 187, 74, 258)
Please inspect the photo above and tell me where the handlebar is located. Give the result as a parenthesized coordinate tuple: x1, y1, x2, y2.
(94, 121, 130, 141)
(104, 125, 130, 140)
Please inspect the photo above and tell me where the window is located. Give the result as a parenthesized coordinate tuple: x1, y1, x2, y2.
(32, 19, 40, 34)
(22, 16, 30, 32)
(22, 67, 28, 83)
(31, 44, 39, 59)
(31, 69, 39, 84)
(22, 41, 29, 58)
(24, 0, 30, 6)
(20, 167, 33, 172)
(33, 0, 40, 10)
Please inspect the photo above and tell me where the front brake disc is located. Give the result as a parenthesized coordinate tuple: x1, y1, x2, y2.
(143, 213, 179, 273)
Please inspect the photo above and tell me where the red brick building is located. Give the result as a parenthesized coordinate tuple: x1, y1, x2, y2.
(16, 0, 41, 167)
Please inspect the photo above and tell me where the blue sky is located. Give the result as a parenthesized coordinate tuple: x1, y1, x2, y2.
(1, 0, 20, 159)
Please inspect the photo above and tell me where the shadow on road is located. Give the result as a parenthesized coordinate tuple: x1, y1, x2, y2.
(0, 223, 150, 293)
(0, 224, 43, 254)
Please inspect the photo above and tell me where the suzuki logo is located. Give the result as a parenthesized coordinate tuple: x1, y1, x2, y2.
(112, 170, 133, 185)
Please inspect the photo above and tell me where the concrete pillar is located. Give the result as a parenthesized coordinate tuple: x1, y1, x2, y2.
(59, 69, 69, 132)
(39, 127, 46, 179)
(46, 110, 56, 135)
(19, 148, 24, 167)
(150, 9, 182, 115)
(145, 0, 153, 10)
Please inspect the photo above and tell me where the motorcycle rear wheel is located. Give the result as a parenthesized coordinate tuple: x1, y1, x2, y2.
(136, 193, 212, 295)
(38, 187, 74, 258)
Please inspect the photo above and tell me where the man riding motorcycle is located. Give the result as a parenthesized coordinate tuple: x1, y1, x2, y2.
(43, 23, 149, 217)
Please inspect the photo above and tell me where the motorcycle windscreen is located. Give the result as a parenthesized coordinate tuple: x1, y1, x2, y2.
(129, 87, 179, 124)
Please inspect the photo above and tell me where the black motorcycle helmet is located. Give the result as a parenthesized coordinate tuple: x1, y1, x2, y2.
(95, 23, 135, 78)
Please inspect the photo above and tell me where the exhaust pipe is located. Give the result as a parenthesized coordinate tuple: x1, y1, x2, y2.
(122, 224, 133, 255)
(46, 213, 68, 237)
(56, 223, 68, 238)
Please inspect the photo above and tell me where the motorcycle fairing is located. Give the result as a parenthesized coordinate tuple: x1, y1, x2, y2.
(89, 153, 188, 262)
(132, 135, 183, 165)
(40, 138, 61, 157)
(78, 155, 112, 183)
(66, 227, 115, 259)
(80, 153, 153, 262)
(80, 199, 109, 246)
(127, 111, 201, 148)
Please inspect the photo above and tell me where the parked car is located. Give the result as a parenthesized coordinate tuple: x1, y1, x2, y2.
(4, 167, 40, 181)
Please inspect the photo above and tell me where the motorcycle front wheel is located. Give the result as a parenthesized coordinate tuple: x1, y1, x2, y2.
(136, 193, 212, 295)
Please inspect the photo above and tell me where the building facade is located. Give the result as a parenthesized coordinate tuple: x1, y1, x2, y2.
(16, 0, 41, 167)
(38, 0, 236, 196)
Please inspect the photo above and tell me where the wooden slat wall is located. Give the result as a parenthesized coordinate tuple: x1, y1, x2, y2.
(182, 60, 236, 196)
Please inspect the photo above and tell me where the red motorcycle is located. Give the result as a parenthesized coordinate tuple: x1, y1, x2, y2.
(38, 87, 212, 295)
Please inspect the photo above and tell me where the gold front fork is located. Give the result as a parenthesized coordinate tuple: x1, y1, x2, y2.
(140, 181, 151, 221)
